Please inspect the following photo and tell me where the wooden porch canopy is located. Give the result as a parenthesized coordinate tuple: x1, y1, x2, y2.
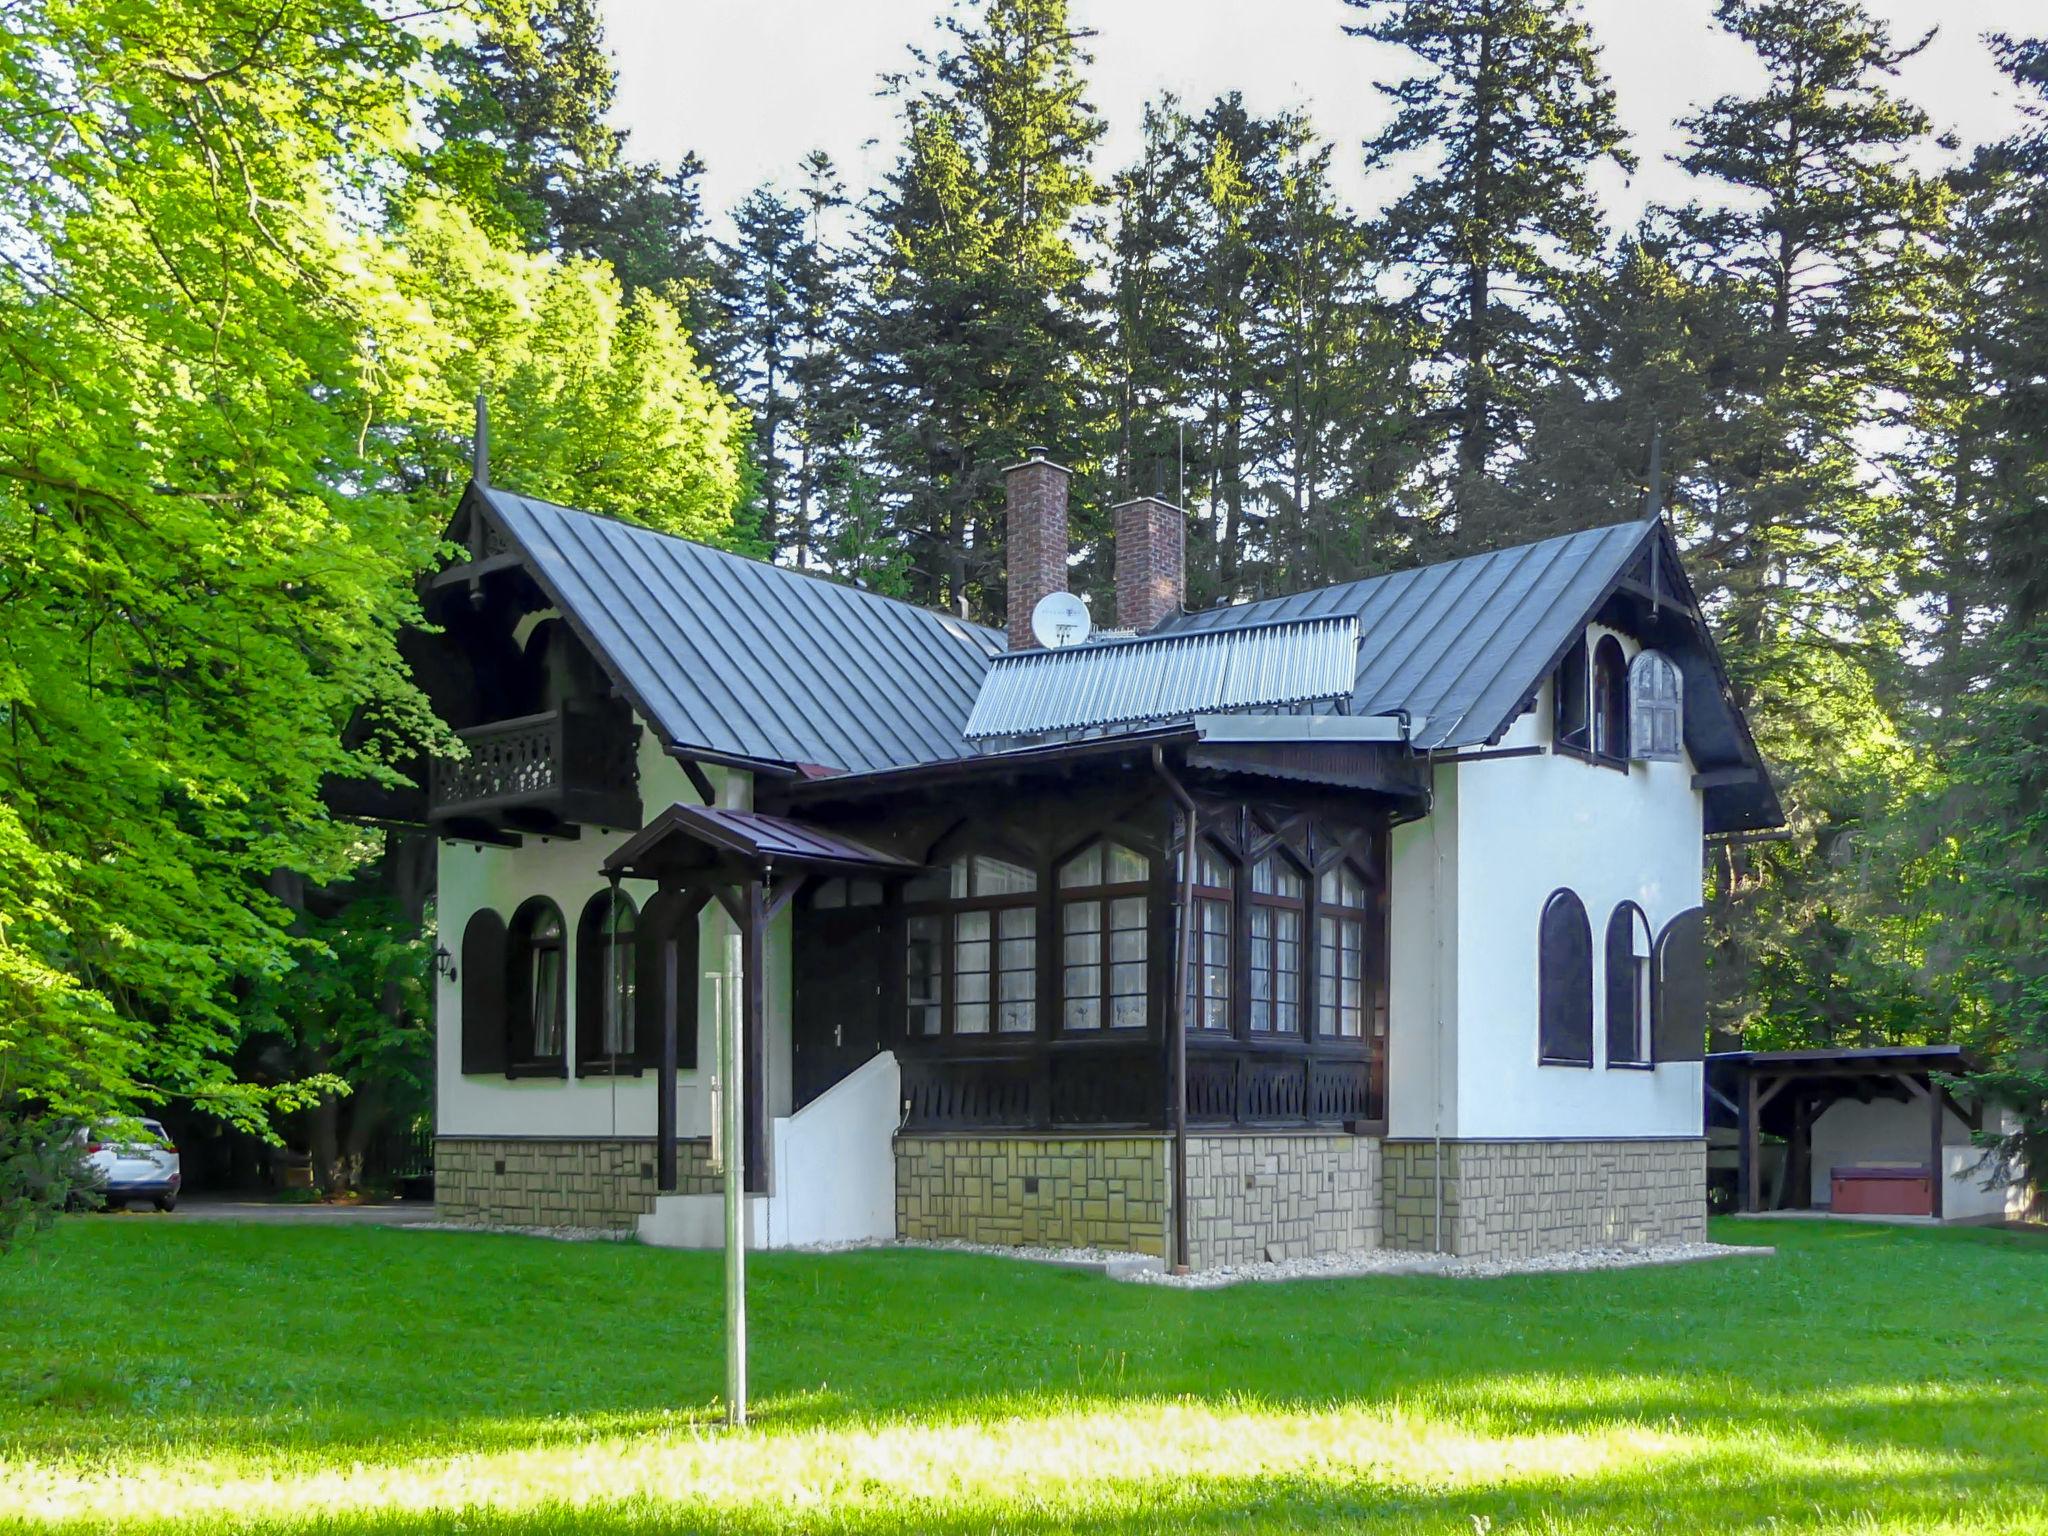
(600, 803, 921, 1192)
(1705, 1045, 1977, 1217)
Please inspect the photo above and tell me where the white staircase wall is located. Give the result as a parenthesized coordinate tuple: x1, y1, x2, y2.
(637, 1051, 900, 1249)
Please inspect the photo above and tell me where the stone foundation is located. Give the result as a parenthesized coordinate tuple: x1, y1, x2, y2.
(895, 1131, 1381, 1264)
(1182, 1133, 1379, 1266)
(1382, 1138, 1706, 1259)
(434, 1136, 719, 1231)
(895, 1135, 1169, 1255)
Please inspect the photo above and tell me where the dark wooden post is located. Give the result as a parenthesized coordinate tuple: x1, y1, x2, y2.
(1739, 1068, 1759, 1214)
(1789, 1092, 1812, 1210)
(659, 934, 679, 1191)
(1928, 1071, 1945, 1220)
(743, 869, 769, 1195)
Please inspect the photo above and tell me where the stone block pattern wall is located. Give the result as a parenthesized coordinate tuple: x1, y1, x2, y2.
(1382, 1139, 1707, 1259)
(1181, 1133, 1379, 1267)
(435, 1137, 719, 1231)
(896, 1136, 1168, 1256)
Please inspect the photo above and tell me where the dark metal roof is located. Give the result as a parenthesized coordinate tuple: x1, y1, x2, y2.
(1706, 1046, 1968, 1068)
(1154, 520, 1653, 750)
(963, 617, 1358, 742)
(477, 487, 1003, 775)
(602, 802, 920, 879)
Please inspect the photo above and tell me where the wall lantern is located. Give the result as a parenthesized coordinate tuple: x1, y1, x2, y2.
(433, 943, 457, 982)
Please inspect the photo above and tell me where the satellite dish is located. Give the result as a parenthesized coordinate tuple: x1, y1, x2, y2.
(1030, 591, 1092, 649)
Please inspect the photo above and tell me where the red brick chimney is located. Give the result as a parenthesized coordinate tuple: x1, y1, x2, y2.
(1005, 447, 1072, 650)
(1114, 495, 1184, 633)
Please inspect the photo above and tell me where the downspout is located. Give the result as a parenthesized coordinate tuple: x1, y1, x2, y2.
(1428, 751, 1446, 1255)
(1153, 744, 1196, 1275)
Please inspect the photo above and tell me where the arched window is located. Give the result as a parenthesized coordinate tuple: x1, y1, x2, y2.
(1058, 839, 1151, 1031)
(507, 898, 568, 1073)
(1248, 852, 1305, 1033)
(1553, 634, 1589, 749)
(1627, 649, 1684, 761)
(1592, 635, 1629, 761)
(1176, 841, 1234, 1031)
(903, 852, 1038, 1036)
(1605, 903, 1653, 1068)
(1315, 864, 1371, 1039)
(1538, 889, 1593, 1066)
(576, 890, 637, 1070)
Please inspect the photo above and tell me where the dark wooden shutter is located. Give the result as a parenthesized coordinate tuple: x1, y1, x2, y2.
(637, 890, 699, 1070)
(1653, 907, 1708, 1062)
(459, 908, 509, 1075)
(1538, 890, 1593, 1065)
(574, 894, 606, 1072)
(1628, 650, 1684, 762)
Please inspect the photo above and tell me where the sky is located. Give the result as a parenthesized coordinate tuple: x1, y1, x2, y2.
(600, 0, 2045, 234)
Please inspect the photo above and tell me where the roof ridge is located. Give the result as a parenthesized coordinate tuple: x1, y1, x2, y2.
(476, 484, 1008, 643)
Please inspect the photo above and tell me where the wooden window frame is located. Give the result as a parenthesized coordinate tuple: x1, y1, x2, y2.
(902, 851, 1040, 1040)
(1313, 859, 1375, 1043)
(575, 888, 641, 1077)
(1248, 849, 1308, 1036)
(1177, 840, 1236, 1034)
(506, 896, 569, 1078)
(1605, 901, 1655, 1070)
(1057, 839, 1153, 1035)
(1591, 634, 1630, 765)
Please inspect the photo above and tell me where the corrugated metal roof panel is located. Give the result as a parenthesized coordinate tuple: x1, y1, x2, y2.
(1156, 521, 1655, 749)
(963, 618, 1358, 741)
(478, 488, 1003, 774)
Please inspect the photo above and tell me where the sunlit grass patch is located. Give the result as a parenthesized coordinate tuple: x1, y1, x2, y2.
(0, 1216, 2043, 1533)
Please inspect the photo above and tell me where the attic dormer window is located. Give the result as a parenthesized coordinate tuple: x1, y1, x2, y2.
(1592, 636, 1628, 762)
(1553, 635, 1589, 749)
(1628, 649, 1684, 761)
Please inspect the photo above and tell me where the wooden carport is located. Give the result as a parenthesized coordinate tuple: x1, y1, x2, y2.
(1704, 1045, 1978, 1217)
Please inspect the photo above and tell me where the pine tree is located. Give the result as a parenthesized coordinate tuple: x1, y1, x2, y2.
(850, 0, 1105, 616)
(1343, 0, 1633, 548)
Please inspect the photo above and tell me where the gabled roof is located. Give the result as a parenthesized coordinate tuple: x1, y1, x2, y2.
(473, 486, 1002, 775)
(1154, 520, 1652, 751)
(963, 616, 1359, 742)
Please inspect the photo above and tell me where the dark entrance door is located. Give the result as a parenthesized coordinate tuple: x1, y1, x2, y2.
(792, 896, 886, 1109)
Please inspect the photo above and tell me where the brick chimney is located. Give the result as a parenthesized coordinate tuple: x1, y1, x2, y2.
(1114, 494, 1185, 633)
(1004, 447, 1072, 650)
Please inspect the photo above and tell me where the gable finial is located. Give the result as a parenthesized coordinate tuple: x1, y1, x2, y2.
(472, 390, 490, 488)
(1641, 423, 1663, 523)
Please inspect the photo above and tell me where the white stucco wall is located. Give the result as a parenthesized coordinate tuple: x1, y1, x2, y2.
(1390, 624, 1708, 1141)
(1388, 766, 1457, 1141)
(434, 731, 797, 1145)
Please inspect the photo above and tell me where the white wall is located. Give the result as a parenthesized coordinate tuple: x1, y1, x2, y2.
(435, 730, 798, 1145)
(1421, 624, 1708, 1140)
(1388, 766, 1457, 1141)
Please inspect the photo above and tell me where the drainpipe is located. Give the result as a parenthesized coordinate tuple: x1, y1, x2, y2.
(1152, 744, 1196, 1275)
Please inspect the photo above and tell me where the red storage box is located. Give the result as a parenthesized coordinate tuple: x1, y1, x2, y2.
(1830, 1165, 1934, 1216)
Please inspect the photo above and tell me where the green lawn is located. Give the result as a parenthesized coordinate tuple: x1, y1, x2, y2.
(0, 1217, 2043, 1534)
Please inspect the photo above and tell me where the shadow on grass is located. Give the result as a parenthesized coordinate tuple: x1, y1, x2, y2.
(1, 1216, 2043, 1507)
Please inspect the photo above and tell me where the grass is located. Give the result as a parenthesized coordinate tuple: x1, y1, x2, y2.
(0, 1216, 2043, 1533)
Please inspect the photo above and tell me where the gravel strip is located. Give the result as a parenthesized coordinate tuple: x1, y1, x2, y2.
(407, 1220, 630, 1243)
(1125, 1239, 1772, 1288)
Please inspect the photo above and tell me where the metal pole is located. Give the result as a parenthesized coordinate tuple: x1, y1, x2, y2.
(723, 902, 746, 1427)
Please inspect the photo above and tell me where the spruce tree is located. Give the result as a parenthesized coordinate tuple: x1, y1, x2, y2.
(850, 0, 1105, 616)
(1343, 0, 1633, 548)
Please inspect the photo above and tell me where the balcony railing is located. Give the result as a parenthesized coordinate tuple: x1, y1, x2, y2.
(429, 704, 640, 831)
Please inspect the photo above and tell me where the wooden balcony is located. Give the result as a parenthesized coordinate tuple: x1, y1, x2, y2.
(429, 704, 641, 837)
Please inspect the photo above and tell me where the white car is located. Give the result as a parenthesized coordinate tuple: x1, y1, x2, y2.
(84, 1119, 181, 1211)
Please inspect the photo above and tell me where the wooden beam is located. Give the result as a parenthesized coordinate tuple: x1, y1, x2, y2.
(743, 875, 769, 1195)
(1929, 1073, 1946, 1220)
(658, 936, 679, 1192)
(1740, 1069, 1760, 1214)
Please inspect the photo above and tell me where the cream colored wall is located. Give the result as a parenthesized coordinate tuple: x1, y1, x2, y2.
(434, 731, 797, 1142)
(1388, 764, 1457, 1141)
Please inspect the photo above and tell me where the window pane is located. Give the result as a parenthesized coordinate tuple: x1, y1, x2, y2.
(1060, 843, 1102, 888)
(955, 968, 989, 1004)
(1110, 896, 1146, 932)
(904, 865, 950, 902)
(1064, 995, 1100, 1030)
(813, 878, 847, 909)
(973, 855, 1037, 896)
(1106, 843, 1149, 884)
(955, 1003, 989, 1034)
(956, 909, 989, 942)
(532, 949, 562, 1056)
(847, 879, 883, 907)
(906, 915, 942, 1033)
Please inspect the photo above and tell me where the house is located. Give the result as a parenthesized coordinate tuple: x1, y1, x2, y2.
(412, 447, 1783, 1265)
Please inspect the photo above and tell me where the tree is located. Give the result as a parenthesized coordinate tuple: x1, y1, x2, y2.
(850, 0, 1106, 615)
(1343, 0, 1634, 548)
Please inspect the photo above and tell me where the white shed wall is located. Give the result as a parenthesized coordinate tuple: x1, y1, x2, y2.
(1809, 1096, 2026, 1220)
